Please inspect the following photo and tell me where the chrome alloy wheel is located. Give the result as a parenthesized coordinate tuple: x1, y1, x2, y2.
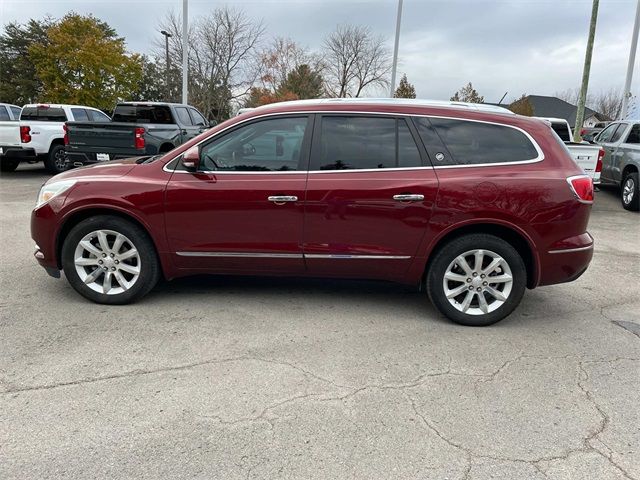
(442, 249, 514, 316)
(623, 177, 635, 205)
(73, 229, 141, 295)
(54, 148, 68, 171)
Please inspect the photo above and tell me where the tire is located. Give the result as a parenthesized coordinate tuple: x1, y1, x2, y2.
(61, 215, 160, 304)
(0, 158, 19, 172)
(621, 171, 639, 211)
(45, 144, 70, 174)
(426, 234, 527, 326)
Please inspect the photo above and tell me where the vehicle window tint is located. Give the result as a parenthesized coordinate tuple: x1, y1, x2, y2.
(199, 116, 308, 172)
(71, 108, 89, 121)
(551, 122, 571, 142)
(398, 120, 421, 167)
(626, 124, 640, 144)
(189, 108, 207, 126)
(112, 105, 173, 124)
(610, 124, 628, 143)
(88, 109, 110, 122)
(414, 117, 453, 165)
(0, 106, 9, 121)
(175, 107, 192, 125)
(596, 123, 618, 143)
(314, 116, 421, 170)
(20, 106, 67, 121)
(427, 117, 538, 165)
(10, 106, 21, 119)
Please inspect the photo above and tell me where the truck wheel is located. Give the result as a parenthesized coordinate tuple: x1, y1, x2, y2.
(0, 158, 19, 172)
(61, 215, 160, 304)
(621, 171, 639, 211)
(426, 234, 527, 326)
(45, 144, 70, 174)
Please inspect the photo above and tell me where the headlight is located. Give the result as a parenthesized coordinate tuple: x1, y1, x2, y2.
(35, 180, 77, 209)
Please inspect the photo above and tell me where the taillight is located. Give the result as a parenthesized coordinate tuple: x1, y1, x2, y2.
(20, 126, 31, 143)
(63, 123, 69, 145)
(595, 148, 604, 173)
(134, 127, 145, 149)
(567, 175, 594, 203)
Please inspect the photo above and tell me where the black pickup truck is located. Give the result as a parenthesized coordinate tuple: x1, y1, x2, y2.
(65, 102, 212, 165)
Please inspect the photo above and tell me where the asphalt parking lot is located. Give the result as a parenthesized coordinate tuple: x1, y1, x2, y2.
(1, 163, 639, 480)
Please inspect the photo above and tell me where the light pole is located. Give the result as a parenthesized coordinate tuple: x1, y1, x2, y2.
(182, 0, 188, 104)
(573, 0, 599, 142)
(390, 0, 404, 97)
(621, 0, 640, 119)
(160, 30, 172, 101)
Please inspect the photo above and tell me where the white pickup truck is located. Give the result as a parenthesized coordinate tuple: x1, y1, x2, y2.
(536, 117, 604, 184)
(0, 103, 24, 172)
(3, 103, 110, 174)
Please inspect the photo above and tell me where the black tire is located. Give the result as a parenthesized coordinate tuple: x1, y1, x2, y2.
(0, 158, 19, 172)
(45, 144, 70, 174)
(426, 234, 527, 326)
(61, 215, 160, 304)
(621, 171, 639, 211)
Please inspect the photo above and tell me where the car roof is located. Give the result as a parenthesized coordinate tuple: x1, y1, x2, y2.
(23, 103, 101, 110)
(117, 102, 187, 107)
(249, 98, 515, 115)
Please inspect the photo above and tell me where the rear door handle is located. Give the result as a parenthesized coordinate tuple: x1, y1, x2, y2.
(268, 195, 298, 204)
(393, 194, 424, 202)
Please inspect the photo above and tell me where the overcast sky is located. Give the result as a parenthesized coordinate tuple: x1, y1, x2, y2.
(1, 0, 638, 103)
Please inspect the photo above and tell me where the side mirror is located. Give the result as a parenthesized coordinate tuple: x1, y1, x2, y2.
(208, 118, 217, 127)
(181, 145, 200, 171)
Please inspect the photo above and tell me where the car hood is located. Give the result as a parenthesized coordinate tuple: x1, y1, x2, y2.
(47, 157, 144, 183)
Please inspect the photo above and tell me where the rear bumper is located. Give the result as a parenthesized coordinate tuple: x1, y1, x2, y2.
(538, 233, 594, 286)
(1, 146, 37, 160)
(66, 150, 152, 165)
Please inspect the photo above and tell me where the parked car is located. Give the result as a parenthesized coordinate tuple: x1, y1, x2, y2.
(31, 98, 595, 326)
(580, 122, 609, 142)
(535, 117, 604, 184)
(594, 120, 640, 211)
(0, 103, 23, 172)
(7, 104, 111, 174)
(65, 102, 211, 168)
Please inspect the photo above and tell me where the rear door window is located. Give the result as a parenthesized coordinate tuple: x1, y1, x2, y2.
(312, 116, 422, 170)
(175, 107, 193, 125)
(625, 124, 640, 144)
(71, 108, 89, 122)
(610, 124, 628, 143)
(189, 108, 207, 126)
(416, 117, 539, 166)
(0, 106, 9, 121)
(88, 109, 110, 122)
(596, 123, 619, 143)
(10, 106, 21, 119)
(20, 106, 67, 121)
(112, 105, 174, 124)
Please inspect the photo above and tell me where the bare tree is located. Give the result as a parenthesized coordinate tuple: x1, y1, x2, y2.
(157, 7, 264, 121)
(258, 37, 316, 92)
(322, 24, 391, 98)
(591, 88, 624, 120)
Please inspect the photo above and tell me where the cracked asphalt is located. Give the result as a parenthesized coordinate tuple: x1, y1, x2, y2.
(1, 164, 639, 480)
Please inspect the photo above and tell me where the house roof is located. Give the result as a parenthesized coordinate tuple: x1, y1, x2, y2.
(493, 95, 609, 126)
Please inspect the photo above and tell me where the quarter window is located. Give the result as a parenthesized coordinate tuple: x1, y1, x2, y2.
(421, 117, 539, 165)
(199, 116, 309, 172)
(313, 116, 422, 170)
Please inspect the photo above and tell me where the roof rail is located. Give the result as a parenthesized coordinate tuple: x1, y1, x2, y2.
(255, 98, 514, 114)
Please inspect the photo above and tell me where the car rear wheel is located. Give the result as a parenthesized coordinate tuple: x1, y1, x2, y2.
(61, 216, 160, 304)
(621, 171, 639, 211)
(426, 234, 526, 326)
(45, 144, 70, 174)
(0, 158, 19, 172)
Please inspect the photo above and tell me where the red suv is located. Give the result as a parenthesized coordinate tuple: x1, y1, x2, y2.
(31, 99, 594, 326)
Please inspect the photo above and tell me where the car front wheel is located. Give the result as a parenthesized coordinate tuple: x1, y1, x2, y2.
(61, 216, 160, 304)
(621, 171, 639, 211)
(426, 234, 527, 326)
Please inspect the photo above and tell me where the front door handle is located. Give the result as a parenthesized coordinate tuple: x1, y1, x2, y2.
(268, 195, 298, 205)
(393, 194, 424, 202)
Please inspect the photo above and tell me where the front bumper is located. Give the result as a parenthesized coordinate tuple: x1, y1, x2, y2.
(31, 202, 61, 275)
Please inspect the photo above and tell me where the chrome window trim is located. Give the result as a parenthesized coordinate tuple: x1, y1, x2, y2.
(176, 251, 411, 260)
(548, 245, 593, 254)
(163, 110, 544, 174)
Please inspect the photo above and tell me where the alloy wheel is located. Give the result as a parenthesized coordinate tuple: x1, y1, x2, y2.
(442, 249, 514, 316)
(73, 229, 141, 295)
(54, 148, 69, 171)
(623, 177, 635, 205)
